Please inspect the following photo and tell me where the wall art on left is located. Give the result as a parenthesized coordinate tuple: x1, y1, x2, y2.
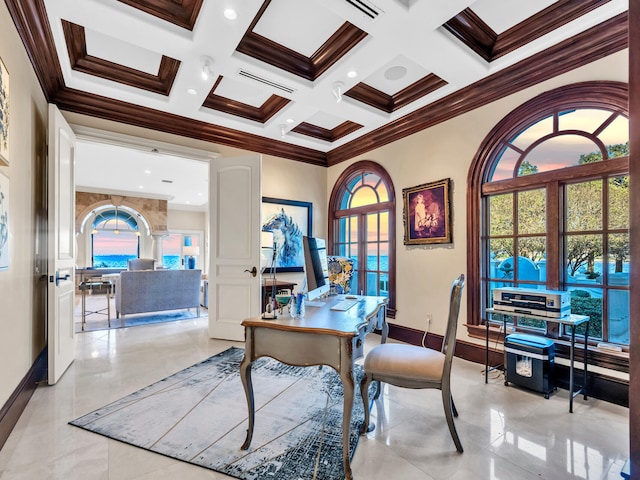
(0, 171, 9, 270)
(0, 57, 8, 166)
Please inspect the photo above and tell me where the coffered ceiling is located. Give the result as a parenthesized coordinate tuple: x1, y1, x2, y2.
(7, 0, 629, 167)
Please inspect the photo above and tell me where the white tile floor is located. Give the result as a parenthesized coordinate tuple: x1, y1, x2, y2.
(0, 313, 629, 479)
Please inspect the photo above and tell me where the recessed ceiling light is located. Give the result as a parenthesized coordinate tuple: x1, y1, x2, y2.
(144, 169, 151, 174)
(347, 70, 358, 78)
(187, 88, 198, 95)
(224, 8, 237, 20)
(286, 118, 294, 124)
(138, 185, 144, 189)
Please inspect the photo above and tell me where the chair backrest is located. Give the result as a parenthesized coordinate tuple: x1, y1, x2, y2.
(441, 274, 465, 371)
(128, 258, 155, 271)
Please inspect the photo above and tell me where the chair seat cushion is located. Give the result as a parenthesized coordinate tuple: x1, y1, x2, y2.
(365, 343, 445, 383)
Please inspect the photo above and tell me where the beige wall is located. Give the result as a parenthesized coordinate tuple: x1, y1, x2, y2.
(0, 2, 49, 406)
(327, 50, 628, 348)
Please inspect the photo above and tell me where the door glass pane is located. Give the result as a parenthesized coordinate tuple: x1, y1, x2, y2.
(379, 273, 389, 298)
(517, 189, 546, 234)
(566, 180, 602, 231)
(566, 234, 603, 282)
(608, 176, 629, 229)
(608, 289, 630, 344)
(366, 272, 378, 295)
(367, 213, 379, 241)
(367, 243, 378, 270)
(379, 211, 389, 241)
(489, 194, 513, 236)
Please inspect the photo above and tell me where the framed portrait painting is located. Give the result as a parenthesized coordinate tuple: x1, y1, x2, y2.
(402, 178, 452, 245)
(261, 197, 312, 272)
(0, 57, 8, 166)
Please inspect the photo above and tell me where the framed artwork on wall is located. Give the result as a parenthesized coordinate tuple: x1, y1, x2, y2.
(402, 178, 452, 245)
(0, 57, 8, 166)
(0, 171, 9, 270)
(261, 197, 312, 272)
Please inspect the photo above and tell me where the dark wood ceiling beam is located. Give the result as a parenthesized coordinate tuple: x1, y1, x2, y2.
(442, 8, 496, 62)
(53, 88, 327, 166)
(117, 0, 204, 31)
(4, 0, 64, 101)
(392, 74, 448, 111)
(328, 12, 628, 166)
(236, 0, 366, 81)
(345, 83, 394, 113)
(61, 20, 180, 96)
(292, 121, 362, 142)
(443, 0, 612, 63)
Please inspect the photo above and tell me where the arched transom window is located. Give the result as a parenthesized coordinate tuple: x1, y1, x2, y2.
(329, 161, 396, 317)
(468, 81, 630, 355)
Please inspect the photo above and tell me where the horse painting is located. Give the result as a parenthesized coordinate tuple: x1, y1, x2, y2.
(262, 208, 304, 269)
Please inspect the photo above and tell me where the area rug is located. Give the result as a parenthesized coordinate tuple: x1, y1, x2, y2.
(69, 347, 371, 479)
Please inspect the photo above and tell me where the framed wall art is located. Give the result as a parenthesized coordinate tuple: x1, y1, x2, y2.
(261, 197, 312, 272)
(0, 57, 8, 166)
(402, 178, 452, 245)
(0, 171, 9, 270)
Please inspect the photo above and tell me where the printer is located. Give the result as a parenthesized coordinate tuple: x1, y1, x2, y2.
(493, 287, 570, 318)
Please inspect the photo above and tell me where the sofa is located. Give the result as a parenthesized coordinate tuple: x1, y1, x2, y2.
(115, 269, 202, 319)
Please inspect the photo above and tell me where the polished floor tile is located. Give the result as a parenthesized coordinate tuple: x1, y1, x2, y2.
(0, 314, 629, 480)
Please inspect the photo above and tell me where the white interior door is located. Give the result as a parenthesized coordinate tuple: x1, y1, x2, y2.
(47, 104, 76, 385)
(209, 154, 261, 341)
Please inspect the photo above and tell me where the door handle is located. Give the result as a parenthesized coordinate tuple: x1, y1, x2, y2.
(51, 272, 70, 286)
(244, 266, 258, 277)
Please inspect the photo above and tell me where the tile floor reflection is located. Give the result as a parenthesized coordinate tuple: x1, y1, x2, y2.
(0, 316, 629, 479)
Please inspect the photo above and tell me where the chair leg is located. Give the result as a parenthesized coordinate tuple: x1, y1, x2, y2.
(360, 374, 372, 435)
(373, 380, 382, 400)
(451, 396, 459, 418)
(441, 386, 463, 453)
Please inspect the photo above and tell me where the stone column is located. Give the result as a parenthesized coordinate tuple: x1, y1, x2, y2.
(151, 233, 167, 267)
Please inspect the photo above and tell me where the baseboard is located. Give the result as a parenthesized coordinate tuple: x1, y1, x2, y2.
(386, 322, 629, 407)
(0, 348, 48, 450)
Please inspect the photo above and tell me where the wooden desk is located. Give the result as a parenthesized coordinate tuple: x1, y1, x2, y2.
(240, 295, 388, 480)
(260, 279, 296, 312)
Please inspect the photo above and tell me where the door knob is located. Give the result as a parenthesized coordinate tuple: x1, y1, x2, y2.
(244, 266, 258, 277)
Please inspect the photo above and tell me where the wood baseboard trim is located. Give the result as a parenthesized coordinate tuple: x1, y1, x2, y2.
(0, 348, 48, 450)
(386, 322, 628, 407)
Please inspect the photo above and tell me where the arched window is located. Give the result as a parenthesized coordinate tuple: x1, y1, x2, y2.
(468, 81, 629, 352)
(91, 206, 141, 268)
(329, 161, 396, 317)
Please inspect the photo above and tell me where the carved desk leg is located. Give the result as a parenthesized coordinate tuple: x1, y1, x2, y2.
(240, 331, 255, 450)
(339, 339, 355, 480)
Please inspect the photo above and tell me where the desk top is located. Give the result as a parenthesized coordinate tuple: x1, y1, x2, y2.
(243, 295, 387, 337)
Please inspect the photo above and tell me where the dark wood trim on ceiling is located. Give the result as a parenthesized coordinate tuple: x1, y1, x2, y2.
(4, 0, 63, 101)
(292, 121, 362, 142)
(61, 20, 180, 96)
(327, 12, 628, 166)
(235, 0, 367, 82)
(117, 0, 204, 31)
(5, 0, 628, 168)
(345, 74, 448, 114)
(203, 76, 291, 123)
(442, 0, 612, 63)
(53, 88, 327, 166)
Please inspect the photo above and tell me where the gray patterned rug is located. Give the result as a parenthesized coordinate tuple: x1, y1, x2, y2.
(70, 347, 371, 479)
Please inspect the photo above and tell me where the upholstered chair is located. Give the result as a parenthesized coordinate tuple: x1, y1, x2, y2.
(360, 274, 465, 452)
(127, 258, 156, 271)
(327, 256, 354, 294)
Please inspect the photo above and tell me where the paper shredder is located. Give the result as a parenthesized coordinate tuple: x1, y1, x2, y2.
(504, 333, 555, 398)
